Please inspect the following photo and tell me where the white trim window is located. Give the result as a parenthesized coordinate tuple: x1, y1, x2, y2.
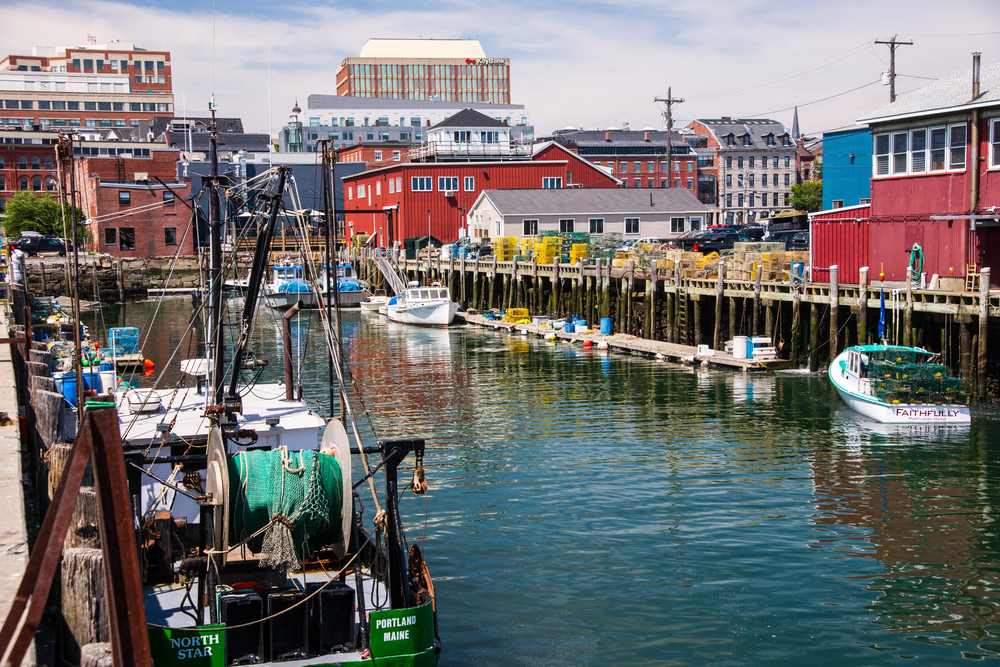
(874, 123, 969, 177)
(411, 177, 432, 191)
(559, 218, 574, 233)
(589, 218, 604, 234)
(438, 176, 459, 191)
(625, 217, 640, 234)
(670, 217, 685, 234)
(464, 176, 475, 192)
(389, 179, 394, 194)
(374, 150, 382, 161)
(992, 119, 1000, 168)
(375, 181, 381, 196)
(523, 219, 538, 236)
(542, 177, 562, 189)
(690, 217, 702, 231)
(358, 184, 366, 198)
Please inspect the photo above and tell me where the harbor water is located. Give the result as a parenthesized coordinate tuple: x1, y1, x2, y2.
(86, 298, 1000, 666)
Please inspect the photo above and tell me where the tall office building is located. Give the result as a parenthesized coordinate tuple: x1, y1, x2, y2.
(335, 39, 510, 104)
(0, 41, 174, 132)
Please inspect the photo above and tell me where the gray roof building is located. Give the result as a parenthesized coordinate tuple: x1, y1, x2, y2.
(858, 61, 1000, 123)
(469, 187, 708, 239)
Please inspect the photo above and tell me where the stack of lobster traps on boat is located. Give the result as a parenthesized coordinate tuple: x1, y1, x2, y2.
(866, 349, 968, 406)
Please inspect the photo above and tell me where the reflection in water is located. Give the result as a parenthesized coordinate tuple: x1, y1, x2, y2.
(82, 299, 1000, 665)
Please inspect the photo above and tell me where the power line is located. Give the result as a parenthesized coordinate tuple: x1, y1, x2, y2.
(743, 80, 881, 119)
(874, 35, 913, 102)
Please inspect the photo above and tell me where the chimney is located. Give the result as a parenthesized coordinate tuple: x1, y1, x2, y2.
(605, 131, 611, 141)
(644, 132, 650, 142)
(722, 116, 731, 120)
(973, 52, 981, 100)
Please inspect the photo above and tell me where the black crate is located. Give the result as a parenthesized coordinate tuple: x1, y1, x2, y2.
(265, 588, 309, 662)
(218, 591, 264, 666)
(307, 581, 356, 654)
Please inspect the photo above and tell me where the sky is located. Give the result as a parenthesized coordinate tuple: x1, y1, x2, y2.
(1, 0, 998, 139)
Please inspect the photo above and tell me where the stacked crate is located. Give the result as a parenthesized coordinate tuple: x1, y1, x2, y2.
(536, 237, 560, 264)
(728, 242, 810, 282)
(493, 237, 519, 261)
(570, 243, 589, 263)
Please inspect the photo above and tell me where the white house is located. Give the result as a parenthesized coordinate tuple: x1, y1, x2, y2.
(468, 188, 709, 239)
(410, 108, 529, 161)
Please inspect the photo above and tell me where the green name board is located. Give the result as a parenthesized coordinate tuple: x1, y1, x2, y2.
(148, 625, 226, 667)
(369, 602, 434, 658)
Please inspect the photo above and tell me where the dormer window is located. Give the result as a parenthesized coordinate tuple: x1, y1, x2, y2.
(766, 134, 775, 146)
(742, 134, 751, 146)
(782, 134, 790, 146)
(726, 134, 735, 146)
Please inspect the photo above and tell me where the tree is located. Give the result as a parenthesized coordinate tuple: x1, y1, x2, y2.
(1, 192, 83, 240)
(789, 181, 823, 212)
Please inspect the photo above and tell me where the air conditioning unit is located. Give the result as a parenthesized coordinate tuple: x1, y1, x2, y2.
(444, 190, 456, 198)
(134, 172, 148, 181)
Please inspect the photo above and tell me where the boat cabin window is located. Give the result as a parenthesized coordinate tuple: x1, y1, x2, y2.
(420, 289, 430, 299)
(438, 288, 449, 299)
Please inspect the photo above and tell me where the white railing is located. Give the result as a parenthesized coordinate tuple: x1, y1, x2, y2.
(408, 140, 532, 161)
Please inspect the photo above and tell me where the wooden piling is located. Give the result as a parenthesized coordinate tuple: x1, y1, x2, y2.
(472, 257, 480, 310)
(979, 267, 991, 399)
(765, 300, 774, 345)
(647, 260, 658, 341)
(960, 319, 972, 388)
(601, 260, 611, 323)
(577, 259, 585, 318)
(626, 260, 635, 335)
(858, 267, 868, 345)
(810, 302, 819, 373)
(713, 260, 725, 351)
(752, 265, 762, 335)
(729, 294, 736, 342)
(829, 265, 839, 365)
(904, 267, 913, 347)
(552, 258, 561, 318)
(791, 284, 801, 367)
(666, 278, 675, 344)
(693, 296, 702, 346)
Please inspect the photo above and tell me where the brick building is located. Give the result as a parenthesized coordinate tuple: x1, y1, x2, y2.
(0, 41, 174, 133)
(336, 141, 412, 168)
(335, 39, 510, 104)
(0, 135, 60, 212)
(342, 148, 618, 246)
(74, 148, 193, 258)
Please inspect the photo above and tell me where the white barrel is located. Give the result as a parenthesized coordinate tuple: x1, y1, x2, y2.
(733, 336, 748, 359)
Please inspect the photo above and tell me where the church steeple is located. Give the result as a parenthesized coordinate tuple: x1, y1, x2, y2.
(791, 97, 800, 141)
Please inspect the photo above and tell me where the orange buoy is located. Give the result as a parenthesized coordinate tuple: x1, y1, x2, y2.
(143, 358, 155, 369)
(583, 340, 592, 348)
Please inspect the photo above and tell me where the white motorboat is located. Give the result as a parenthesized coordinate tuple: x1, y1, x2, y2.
(386, 282, 458, 327)
(360, 289, 389, 314)
(829, 344, 971, 424)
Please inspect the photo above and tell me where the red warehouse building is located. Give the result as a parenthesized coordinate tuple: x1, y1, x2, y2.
(811, 56, 1000, 289)
(74, 148, 193, 258)
(342, 145, 618, 246)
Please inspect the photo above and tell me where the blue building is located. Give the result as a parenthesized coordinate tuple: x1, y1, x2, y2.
(821, 128, 871, 210)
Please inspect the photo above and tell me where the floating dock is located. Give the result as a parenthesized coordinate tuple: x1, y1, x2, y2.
(458, 313, 789, 372)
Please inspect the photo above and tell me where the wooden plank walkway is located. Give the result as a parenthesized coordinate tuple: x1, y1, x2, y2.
(458, 313, 788, 373)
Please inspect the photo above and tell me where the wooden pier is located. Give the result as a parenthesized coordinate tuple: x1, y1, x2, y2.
(459, 313, 789, 372)
(347, 248, 997, 398)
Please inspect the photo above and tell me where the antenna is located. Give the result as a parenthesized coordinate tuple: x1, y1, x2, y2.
(874, 35, 913, 102)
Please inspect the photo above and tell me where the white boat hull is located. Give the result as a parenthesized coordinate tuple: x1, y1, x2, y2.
(266, 289, 317, 310)
(829, 350, 971, 424)
(387, 299, 457, 326)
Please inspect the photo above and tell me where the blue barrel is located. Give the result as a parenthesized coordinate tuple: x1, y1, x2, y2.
(565, 322, 575, 334)
(600, 318, 612, 335)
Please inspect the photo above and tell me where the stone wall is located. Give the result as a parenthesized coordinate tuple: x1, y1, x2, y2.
(23, 255, 218, 302)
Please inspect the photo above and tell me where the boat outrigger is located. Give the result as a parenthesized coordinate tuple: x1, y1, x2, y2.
(829, 344, 971, 424)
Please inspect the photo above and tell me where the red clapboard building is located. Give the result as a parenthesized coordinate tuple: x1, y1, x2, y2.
(342, 142, 618, 246)
(811, 55, 1000, 288)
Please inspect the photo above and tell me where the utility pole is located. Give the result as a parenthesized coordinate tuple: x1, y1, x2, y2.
(874, 35, 913, 103)
(654, 87, 684, 187)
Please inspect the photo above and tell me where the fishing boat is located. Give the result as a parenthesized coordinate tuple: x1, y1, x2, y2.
(316, 263, 370, 308)
(265, 260, 317, 310)
(386, 282, 458, 327)
(829, 344, 971, 424)
(109, 128, 440, 665)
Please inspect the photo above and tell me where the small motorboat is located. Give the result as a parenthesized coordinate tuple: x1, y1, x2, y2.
(386, 282, 457, 327)
(360, 289, 389, 314)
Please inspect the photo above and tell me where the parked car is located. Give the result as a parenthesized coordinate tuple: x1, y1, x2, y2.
(16, 236, 67, 256)
(764, 230, 810, 251)
(681, 232, 752, 255)
(620, 237, 665, 251)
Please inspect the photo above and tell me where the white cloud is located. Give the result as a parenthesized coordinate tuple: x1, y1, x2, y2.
(1, 0, 998, 138)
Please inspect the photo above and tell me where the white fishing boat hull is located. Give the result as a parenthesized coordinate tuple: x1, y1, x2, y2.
(360, 296, 388, 313)
(387, 299, 457, 326)
(266, 289, 317, 310)
(829, 350, 971, 424)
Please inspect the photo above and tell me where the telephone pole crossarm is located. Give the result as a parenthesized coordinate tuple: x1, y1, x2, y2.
(874, 35, 914, 103)
(654, 87, 685, 188)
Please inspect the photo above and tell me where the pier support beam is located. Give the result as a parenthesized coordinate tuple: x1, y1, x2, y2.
(829, 265, 839, 366)
(791, 284, 801, 367)
(752, 265, 762, 335)
(979, 267, 991, 399)
(693, 296, 702, 346)
(810, 302, 819, 373)
(713, 261, 725, 351)
(552, 258, 561, 318)
(729, 295, 736, 343)
(645, 261, 657, 340)
(472, 258, 480, 311)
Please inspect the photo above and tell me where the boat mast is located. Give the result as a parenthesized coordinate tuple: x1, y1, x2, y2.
(63, 134, 84, 420)
(321, 141, 345, 418)
(209, 99, 225, 404)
